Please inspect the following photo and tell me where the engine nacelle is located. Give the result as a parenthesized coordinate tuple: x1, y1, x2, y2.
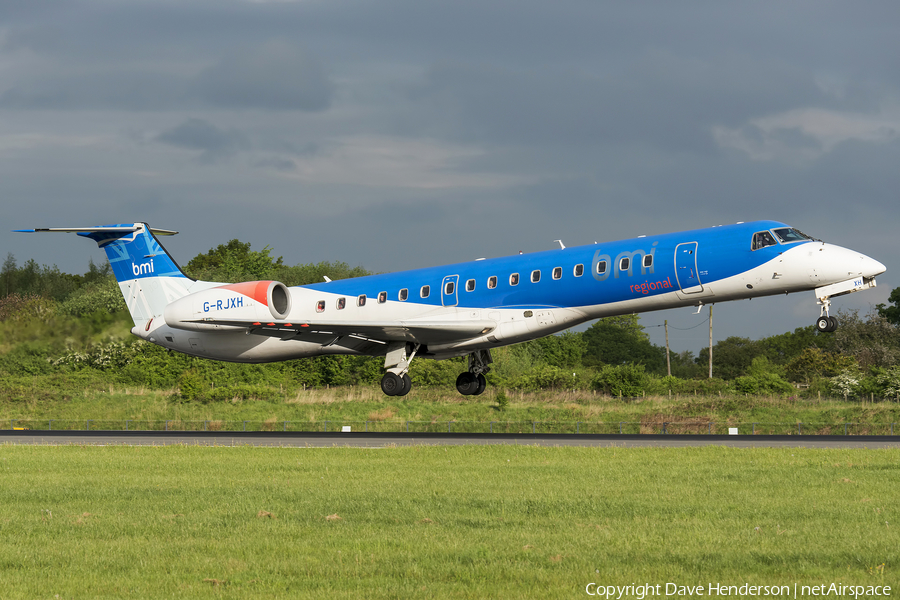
(164, 280, 292, 332)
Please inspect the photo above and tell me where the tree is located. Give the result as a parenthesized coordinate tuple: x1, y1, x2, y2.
(876, 287, 900, 327)
(184, 239, 284, 282)
(833, 309, 900, 369)
(697, 336, 764, 380)
(582, 315, 665, 373)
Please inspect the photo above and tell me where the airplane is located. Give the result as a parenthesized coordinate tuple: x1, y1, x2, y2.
(16, 220, 885, 396)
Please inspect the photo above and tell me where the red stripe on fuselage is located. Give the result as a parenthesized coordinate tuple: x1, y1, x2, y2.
(218, 281, 271, 306)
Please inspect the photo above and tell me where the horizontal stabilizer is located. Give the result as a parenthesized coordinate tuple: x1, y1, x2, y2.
(14, 226, 178, 236)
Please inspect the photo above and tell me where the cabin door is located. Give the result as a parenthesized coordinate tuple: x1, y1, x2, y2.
(441, 275, 459, 307)
(674, 242, 703, 294)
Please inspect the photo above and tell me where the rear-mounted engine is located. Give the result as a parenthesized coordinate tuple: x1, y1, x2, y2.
(163, 280, 292, 332)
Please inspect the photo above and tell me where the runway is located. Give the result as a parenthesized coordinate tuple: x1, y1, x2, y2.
(2, 430, 900, 448)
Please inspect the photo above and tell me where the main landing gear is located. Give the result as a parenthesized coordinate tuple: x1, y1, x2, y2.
(378, 345, 494, 397)
(456, 349, 492, 396)
(380, 342, 418, 397)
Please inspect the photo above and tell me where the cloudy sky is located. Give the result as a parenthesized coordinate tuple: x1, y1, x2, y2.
(3, 0, 898, 352)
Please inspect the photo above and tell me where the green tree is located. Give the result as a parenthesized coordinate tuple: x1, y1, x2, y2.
(833, 309, 900, 369)
(876, 287, 900, 326)
(698, 336, 764, 380)
(582, 315, 665, 372)
(184, 239, 284, 282)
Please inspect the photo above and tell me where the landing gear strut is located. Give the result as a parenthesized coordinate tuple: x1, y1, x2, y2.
(380, 343, 418, 396)
(456, 349, 492, 396)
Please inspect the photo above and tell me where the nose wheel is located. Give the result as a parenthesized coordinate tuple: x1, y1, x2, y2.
(816, 315, 838, 333)
(815, 295, 839, 333)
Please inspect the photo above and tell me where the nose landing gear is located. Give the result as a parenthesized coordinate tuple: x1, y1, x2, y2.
(815, 296, 839, 333)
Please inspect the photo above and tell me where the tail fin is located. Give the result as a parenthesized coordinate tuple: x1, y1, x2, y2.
(15, 223, 196, 325)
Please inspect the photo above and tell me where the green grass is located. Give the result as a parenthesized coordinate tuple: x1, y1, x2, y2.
(0, 445, 897, 599)
(2, 383, 900, 434)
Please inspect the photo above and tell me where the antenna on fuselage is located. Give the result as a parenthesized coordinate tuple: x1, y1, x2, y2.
(554, 240, 566, 249)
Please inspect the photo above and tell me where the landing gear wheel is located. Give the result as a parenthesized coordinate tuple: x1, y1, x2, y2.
(456, 372, 479, 396)
(397, 374, 412, 397)
(473, 373, 487, 396)
(381, 372, 403, 396)
(816, 316, 838, 333)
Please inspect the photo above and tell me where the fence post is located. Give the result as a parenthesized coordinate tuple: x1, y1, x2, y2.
(323, 421, 327, 433)
(532, 421, 535, 434)
(577, 421, 580, 434)
(619, 422, 624, 434)
(166, 420, 169, 431)
(708, 422, 713, 435)
(87, 420, 91, 431)
(798, 422, 802, 435)
(844, 423, 849, 435)
(49, 420, 52, 431)
(365, 421, 369, 432)
(490, 421, 494, 434)
(663, 422, 668, 434)
(406, 421, 409, 433)
(11, 419, 15, 430)
(752, 422, 757, 435)
(449, 421, 452, 433)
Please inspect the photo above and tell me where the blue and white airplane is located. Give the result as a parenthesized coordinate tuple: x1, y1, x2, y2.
(17, 221, 885, 396)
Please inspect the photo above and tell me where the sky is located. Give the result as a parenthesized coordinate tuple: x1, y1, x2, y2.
(2, 0, 899, 353)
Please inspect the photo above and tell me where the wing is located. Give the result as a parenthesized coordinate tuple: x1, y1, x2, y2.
(187, 317, 497, 346)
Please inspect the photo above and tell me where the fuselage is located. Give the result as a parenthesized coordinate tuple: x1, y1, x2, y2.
(139, 220, 885, 363)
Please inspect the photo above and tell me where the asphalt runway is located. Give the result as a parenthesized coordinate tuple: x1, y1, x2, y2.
(2, 430, 900, 448)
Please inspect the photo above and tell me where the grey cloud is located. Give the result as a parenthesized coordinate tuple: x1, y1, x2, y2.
(156, 118, 249, 162)
(193, 41, 333, 111)
(0, 37, 332, 112)
(399, 56, 828, 154)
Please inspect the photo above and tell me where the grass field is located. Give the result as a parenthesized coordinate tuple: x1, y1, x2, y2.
(2, 383, 900, 435)
(0, 444, 897, 599)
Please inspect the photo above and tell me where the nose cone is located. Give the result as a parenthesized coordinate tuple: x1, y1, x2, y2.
(862, 254, 887, 278)
(805, 243, 886, 287)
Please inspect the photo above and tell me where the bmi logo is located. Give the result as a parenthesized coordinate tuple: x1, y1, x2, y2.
(132, 260, 154, 276)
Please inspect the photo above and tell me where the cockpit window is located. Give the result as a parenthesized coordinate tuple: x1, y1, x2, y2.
(751, 231, 778, 251)
(772, 228, 812, 244)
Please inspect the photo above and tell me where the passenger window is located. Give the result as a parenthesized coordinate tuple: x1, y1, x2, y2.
(596, 261, 607, 275)
(552, 267, 562, 280)
(751, 231, 778, 251)
(510, 273, 519, 286)
(420, 285, 430, 298)
(336, 297, 346, 310)
(358, 295, 366, 307)
(643, 255, 652, 268)
(488, 276, 497, 289)
(574, 264, 584, 277)
(316, 300, 325, 313)
(531, 270, 541, 283)
(378, 291, 387, 304)
(445, 281, 455, 295)
(466, 279, 475, 292)
(399, 288, 408, 301)
(620, 257, 630, 271)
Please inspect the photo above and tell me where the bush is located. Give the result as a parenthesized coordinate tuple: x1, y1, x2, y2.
(178, 370, 206, 402)
(592, 364, 648, 397)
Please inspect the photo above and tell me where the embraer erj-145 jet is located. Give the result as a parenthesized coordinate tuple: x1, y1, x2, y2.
(17, 221, 885, 396)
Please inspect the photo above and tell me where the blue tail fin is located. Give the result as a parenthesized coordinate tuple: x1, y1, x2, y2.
(75, 224, 189, 283)
(15, 223, 195, 325)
